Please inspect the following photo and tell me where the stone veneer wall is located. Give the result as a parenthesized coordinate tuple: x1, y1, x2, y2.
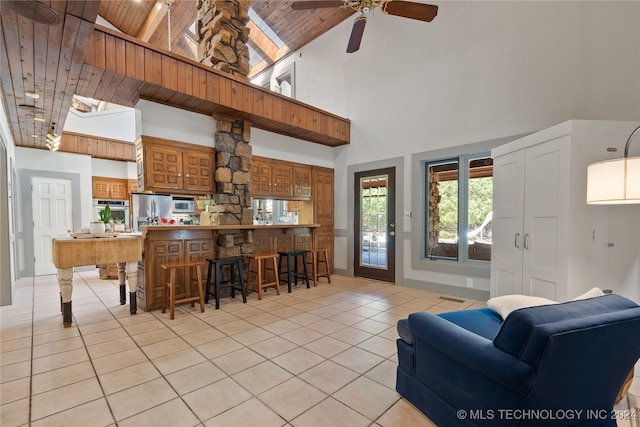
(196, 0, 253, 260)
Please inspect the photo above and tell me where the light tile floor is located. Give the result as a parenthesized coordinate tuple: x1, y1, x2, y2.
(1, 272, 638, 427)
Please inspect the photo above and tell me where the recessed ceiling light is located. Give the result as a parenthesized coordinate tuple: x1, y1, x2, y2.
(32, 134, 38, 138)
(34, 117, 45, 122)
(25, 91, 39, 99)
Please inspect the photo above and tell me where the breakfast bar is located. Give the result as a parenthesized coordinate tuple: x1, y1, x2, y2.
(137, 224, 320, 311)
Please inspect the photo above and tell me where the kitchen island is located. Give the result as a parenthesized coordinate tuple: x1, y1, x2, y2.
(138, 224, 320, 311)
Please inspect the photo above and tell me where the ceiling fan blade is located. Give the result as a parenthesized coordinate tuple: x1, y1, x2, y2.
(382, 0, 438, 22)
(291, 1, 345, 10)
(346, 15, 367, 53)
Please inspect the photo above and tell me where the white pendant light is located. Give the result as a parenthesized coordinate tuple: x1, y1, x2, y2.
(587, 125, 640, 204)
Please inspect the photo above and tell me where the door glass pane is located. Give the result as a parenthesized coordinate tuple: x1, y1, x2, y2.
(360, 175, 388, 269)
(427, 160, 458, 259)
(467, 158, 493, 261)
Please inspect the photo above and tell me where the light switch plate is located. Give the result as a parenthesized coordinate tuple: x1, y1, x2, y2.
(403, 211, 412, 219)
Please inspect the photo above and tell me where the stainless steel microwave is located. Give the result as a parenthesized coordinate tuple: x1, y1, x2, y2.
(172, 196, 195, 214)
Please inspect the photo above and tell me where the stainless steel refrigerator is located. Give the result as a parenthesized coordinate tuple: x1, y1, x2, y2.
(130, 193, 173, 231)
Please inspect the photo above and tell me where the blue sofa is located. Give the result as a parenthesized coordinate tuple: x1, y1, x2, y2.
(396, 294, 640, 426)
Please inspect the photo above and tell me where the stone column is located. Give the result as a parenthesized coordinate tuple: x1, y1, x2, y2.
(196, 0, 251, 78)
(196, 0, 254, 260)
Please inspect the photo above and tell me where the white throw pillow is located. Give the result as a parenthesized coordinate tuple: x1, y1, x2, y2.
(572, 287, 604, 300)
(486, 295, 558, 319)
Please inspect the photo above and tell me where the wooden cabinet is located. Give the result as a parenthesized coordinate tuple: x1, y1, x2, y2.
(490, 120, 640, 301)
(251, 158, 272, 197)
(293, 166, 312, 199)
(140, 229, 214, 311)
(250, 156, 312, 200)
(137, 136, 214, 194)
(272, 163, 293, 198)
(92, 177, 129, 200)
(312, 166, 334, 272)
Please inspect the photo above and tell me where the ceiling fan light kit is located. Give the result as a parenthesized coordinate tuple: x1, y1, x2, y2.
(291, 0, 438, 53)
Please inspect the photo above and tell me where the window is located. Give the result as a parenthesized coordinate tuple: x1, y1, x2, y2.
(425, 155, 493, 262)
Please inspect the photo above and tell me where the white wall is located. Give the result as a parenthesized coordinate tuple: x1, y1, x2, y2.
(260, 1, 640, 297)
(137, 100, 217, 148)
(64, 107, 137, 142)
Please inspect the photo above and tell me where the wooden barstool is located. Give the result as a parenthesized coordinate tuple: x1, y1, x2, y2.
(246, 254, 280, 300)
(160, 260, 206, 320)
(306, 249, 331, 286)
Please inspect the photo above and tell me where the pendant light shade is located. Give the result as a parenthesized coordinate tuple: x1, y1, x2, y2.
(586, 125, 640, 205)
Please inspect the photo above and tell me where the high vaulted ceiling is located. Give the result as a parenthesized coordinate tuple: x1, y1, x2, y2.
(1, 0, 355, 151)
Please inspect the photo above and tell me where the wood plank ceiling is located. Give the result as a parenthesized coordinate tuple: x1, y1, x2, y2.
(1, 0, 355, 152)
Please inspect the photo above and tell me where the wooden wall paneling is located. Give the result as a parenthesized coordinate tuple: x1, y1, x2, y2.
(115, 37, 126, 76)
(124, 39, 138, 79)
(230, 80, 243, 111)
(275, 234, 294, 253)
(252, 234, 274, 256)
(206, 72, 221, 105)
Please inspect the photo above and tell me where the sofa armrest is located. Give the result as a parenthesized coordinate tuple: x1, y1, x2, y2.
(408, 311, 535, 395)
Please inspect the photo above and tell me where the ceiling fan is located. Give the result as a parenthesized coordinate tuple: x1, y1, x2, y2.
(291, 0, 438, 53)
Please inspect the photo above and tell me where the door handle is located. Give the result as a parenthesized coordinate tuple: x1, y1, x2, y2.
(524, 233, 530, 250)
(515, 233, 521, 249)
(389, 231, 395, 237)
(390, 223, 395, 228)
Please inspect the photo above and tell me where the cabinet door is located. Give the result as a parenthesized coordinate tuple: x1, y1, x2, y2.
(109, 181, 128, 200)
(272, 164, 293, 198)
(293, 166, 312, 199)
(145, 145, 183, 190)
(183, 151, 214, 192)
(294, 232, 312, 251)
(313, 168, 334, 226)
(521, 140, 565, 300)
(92, 178, 110, 198)
(147, 240, 183, 310)
(127, 179, 138, 195)
(490, 150, 525, 297)
(251, 158, 272, 197)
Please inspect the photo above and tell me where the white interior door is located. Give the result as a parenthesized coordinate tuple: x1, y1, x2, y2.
(33, 177, 73, 276)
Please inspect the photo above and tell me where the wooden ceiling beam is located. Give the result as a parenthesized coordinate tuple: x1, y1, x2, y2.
(246, 20, 279, 63)
(136, 1, 168, 42)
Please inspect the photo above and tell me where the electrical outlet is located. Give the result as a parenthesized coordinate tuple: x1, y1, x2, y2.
(466, 278, 474, 288)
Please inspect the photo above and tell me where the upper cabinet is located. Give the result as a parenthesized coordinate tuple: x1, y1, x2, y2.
(137, 136, 215, 194)
(251, 156, 312, 200)
(92, 177, 129, 200)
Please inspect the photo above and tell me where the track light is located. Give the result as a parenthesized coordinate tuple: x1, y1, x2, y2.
(46, 123, 61, 151)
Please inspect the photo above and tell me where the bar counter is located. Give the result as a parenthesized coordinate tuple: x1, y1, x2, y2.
(138, 223, 320, 311)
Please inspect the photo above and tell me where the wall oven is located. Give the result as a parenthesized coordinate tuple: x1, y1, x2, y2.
(92, 199, 130, 227)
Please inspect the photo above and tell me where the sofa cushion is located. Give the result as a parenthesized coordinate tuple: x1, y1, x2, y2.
(493, 294, 639, 365)
(438, 308, 503, 340)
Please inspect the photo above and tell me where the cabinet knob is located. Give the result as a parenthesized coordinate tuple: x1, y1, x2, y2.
(178, 173, 181, 177)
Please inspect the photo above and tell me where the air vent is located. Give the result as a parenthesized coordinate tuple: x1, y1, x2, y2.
(8, 0, 60, 25)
